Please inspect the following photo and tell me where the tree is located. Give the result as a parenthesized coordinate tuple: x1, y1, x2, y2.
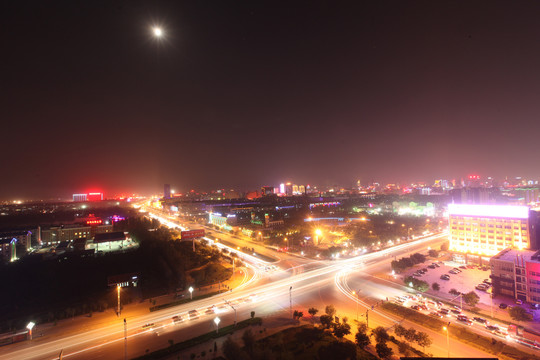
(319, 314, 334, 329)
(308, 307, 319, 319)
(333, 321, 351, 338)
(414, 331, 432, 352)
(250, 311, 255, 319)
(398, 342, 410, 356)
(375, 341, 393, 359)
(355, 331, 371, 348)
(371, 326, 389, 343)
(428, 249, 439, 258)
(357, 322, 368, 334)
(242, 329, 255, 356)
(440, 242, 449, 251)
(509, 306, 531, 322)
(325, 304, 336, 317)
(432, 282, 440, 291)
(293, 310, 304, 320)
(449, 288, 460, 296)
(394, 324, 406, 338)
(463, 291, 480, 307)
(404, 328, 417, 343)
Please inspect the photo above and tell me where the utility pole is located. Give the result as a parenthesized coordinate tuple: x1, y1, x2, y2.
(123, 318, 127, 360)
(193, 238, 195, 252)
(117, 285, 121, 316)
(224, 299, 237, 326)
(289, 286, 293, 319)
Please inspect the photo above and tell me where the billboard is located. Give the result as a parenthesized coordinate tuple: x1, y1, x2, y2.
(181, 229, 205, 239)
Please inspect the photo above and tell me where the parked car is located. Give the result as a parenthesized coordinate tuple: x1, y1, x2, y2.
(428, 265, 436, 269)
(476, 284, 488, 291)
(449, 269, 458, 274)
(430, 311, 443, 318)
(459, 265, 467, 269)
(411, 305, 420, 310)
(482, 266, 489, 271)
(452, 268, 462, 273)
(499, 303, 508, 309)
(422, 268, 428, 272)
(440, 274, 450, 280)
(516, 299, 523, 305)
(483, 279, 492, 285)
(418, 304, 428, 311)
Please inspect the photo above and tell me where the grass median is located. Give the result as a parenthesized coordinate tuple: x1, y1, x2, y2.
(133, 317, 263, 359)
(381, 302, 540, 360)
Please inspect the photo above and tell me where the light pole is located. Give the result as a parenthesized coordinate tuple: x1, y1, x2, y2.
(366, 309, 369, 328)
(443, 324, 450, 358)
(214, 317, 220, 334)
(224, 299, 237, 326)
(289, 286, 293, 319)
(189, 286, 194, 300)
(315, 229, 322, 246)
(26, 322, 35, 340)
(284, 237, 288, 251)
(123, 318, 127, 360)
(117, 284, 121, 316)
(352, 290, 359, 321)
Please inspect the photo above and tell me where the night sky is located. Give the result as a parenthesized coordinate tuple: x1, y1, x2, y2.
(3, 1, 540, 199)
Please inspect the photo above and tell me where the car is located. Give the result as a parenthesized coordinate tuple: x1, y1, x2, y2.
(515, 299, 523, 305)
(482, 266, 489, 271)
(486, 324, 500, 332)
(452, 268, 462, 273)
(476, 284, 488, 291)
(418, 304, 428, 311)
(483, 279, 491, 284)
(430, 311, 443, 318)
(459, 265, 467, 269)
(439, 308, 450, 316)
(428, 265, 436, 269)
(531, 303, 540, 310)
(433, 263, 441, 268)
(451, 308, 462, 315)
(422, 268, 428, 272)
(473, 317, 487, 324)
(499, 303, 508, 309)
(188, 310, 199, 320)
(205, 306, 216, 315)
(457, 315, 472, 325)
(411, 305, 420, 310)
(440, 274, 450, 280)
(413, 272, 422, 277)
(466, 265, 476, 269)
(142, 323, 155, 329)
(172, 315, 184, 323)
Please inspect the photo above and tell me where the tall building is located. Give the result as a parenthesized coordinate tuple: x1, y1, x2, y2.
(261, 186, 274, 196)
(164, 184, 171, 199)
(87, 192, 104, 201)
(448, 204, 534, 257)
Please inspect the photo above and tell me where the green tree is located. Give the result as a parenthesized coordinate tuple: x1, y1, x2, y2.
(308, 307, 319, 319)
(375, 341, 393, 359)
(509, 306, 531, 322)
(371, 326, 389, 343)
(432, 282, 440, 291)
(333, 321, 351, 338)
(394, 324, 406, 338)
(357, 322, 368, 334)
(355, 331, 371, 348)
(440, 242, 449, 251)
(428, 249, 439, 258)
(463, 291, 480, 307)
(325, 304, 336, 317)
(250, 311, 255, 319)
(319, 314, 334, 329)
(414, 331, 432, 352)
(404, 328, 417, 343)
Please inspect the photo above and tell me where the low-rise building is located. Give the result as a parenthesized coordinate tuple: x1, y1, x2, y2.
(491, 248, 540, 304)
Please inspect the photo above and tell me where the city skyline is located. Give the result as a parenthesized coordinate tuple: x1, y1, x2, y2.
(3, 1, 540, 198)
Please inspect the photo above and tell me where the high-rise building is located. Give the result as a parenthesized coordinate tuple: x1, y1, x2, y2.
(87, 192, 103, 201)
(448, 204, 535, 257)
(164, 184, 171, 199)
(261, 186, 274, 196)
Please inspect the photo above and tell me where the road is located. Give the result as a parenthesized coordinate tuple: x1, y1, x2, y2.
(0, 207, 499, 359)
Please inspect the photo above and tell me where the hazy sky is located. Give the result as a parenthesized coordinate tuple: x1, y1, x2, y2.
(2, 1, 540, 199)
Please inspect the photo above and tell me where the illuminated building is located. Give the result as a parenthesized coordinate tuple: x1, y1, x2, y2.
(298, 185, 305, 194)
(87, 192, 104, 201)
(0, 231, 32, 260)
(73, 193, 87, 202)
(448, 204, 534, 257)
(41, 224, 113, 244)
(279, 183, 285, 194)
(490, 248, 540, 304)
(261, 186, 274, 196)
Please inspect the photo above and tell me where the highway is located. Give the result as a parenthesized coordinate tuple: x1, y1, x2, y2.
(0, 207, 498, 359)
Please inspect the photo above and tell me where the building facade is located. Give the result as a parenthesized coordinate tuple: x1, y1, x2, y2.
(448, 204, 533, 257)
(491, 248, 540, 304)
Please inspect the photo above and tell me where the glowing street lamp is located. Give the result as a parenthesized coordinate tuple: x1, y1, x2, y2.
(214, 317, 220, 333)
(189, 286, 194, 300)
(26, 322, 35, 340)
(443, 324, 450, 358)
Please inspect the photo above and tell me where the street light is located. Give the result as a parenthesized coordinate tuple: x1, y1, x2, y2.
(443, 324, 450, 358)
(352, 290, 360, 321)
(289, 286, 293, 319)
(284, 237, 288, 250)
(214, 317, 220, 334)
(189, 286, 194, 300)
(26, 322, 35, 340)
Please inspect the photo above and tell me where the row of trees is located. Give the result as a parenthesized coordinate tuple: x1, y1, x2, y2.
(391, 253, 426, 273)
